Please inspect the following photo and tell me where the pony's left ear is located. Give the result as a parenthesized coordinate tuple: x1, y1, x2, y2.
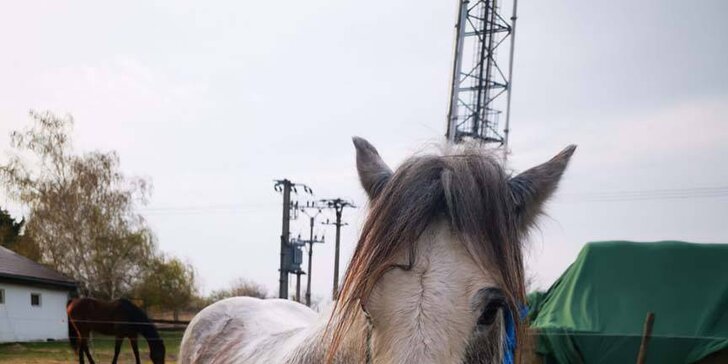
(353, 137, 392, 200)
(508, 145, 576, 229)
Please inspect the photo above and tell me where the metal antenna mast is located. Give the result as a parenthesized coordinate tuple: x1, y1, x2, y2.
(320, 198, 355, 300)
(299, 202, 325, 307)
(446, 0, 518, 154)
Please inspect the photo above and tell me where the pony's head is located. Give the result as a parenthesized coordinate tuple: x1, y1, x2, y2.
(328, 137, 575, 363)
(149, 342, 165, 364)
(118, 298, 166, 364)
(142, 319, 165, 364)
(149, 338, 166, 364)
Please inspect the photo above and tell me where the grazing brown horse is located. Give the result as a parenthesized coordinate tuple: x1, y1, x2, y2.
(67, 298, 165, 364)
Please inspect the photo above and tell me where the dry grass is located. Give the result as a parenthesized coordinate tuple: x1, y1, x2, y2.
(0, 331, 182, 364)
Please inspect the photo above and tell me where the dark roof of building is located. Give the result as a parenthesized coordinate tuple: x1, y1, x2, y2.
(0, 246, 76, 289)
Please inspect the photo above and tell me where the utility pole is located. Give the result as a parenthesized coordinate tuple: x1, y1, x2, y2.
(305, 217, 316, 305)
(321, 198, 355, 300)
(289, 233, 317, 304)
(274, 179, 292, 299)
(295, 270, 302, 302)
(287, 235, 307, 302)
(274, 179, 312, 299)
(299, 202, 325, 306)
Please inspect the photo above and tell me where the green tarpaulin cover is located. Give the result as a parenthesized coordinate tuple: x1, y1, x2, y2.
(529, 241, 728, 364)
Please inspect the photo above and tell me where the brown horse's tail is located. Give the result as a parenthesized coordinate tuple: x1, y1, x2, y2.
(67, 299, 79, 352)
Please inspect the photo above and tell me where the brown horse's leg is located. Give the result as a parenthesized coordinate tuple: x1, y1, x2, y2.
(82, 339, 96, 364)
(111, 336, 123, 364)
(130, 336, 141, 364)
(78, 338, 85, 364)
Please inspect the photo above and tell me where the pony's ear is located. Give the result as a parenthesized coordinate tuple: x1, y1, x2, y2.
(508, 145, 576, 229)
(353, 137, 392, 199)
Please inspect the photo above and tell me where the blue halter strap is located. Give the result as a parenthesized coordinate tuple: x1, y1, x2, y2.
(503, 304, 529, 364)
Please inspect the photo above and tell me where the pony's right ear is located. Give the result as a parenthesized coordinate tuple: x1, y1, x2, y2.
(353, 137, 392, 200)
(508, 145, 576, 230)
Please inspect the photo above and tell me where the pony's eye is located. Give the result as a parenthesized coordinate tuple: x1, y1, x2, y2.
(476, 288, 506, 326)
(477, 301, 503, 326)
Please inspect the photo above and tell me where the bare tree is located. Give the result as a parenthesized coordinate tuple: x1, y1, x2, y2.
(0, 111, 154, 299)
(208, 278, 269, 303)
(135, 254, 197, 320)
(227, 278, 268, 298)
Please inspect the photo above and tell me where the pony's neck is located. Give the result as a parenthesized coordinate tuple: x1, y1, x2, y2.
(140, 324, 163, 350)
(286, 306, 367, 363)
(139, 322, 160, 340)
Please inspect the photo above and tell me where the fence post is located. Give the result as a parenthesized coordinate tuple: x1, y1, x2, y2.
(636, 312, 655, 364)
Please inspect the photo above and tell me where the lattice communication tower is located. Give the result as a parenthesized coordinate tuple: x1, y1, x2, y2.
(446, 0, 518, 151)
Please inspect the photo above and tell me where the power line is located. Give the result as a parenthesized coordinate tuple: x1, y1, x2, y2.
(6, 185, 727, 218)
(559, 186, 728, 202)
(138, 203, 277, 215)
(136, 187, 728, 212)
(140, 203, 275, 211)
(3, 203, 280, 217)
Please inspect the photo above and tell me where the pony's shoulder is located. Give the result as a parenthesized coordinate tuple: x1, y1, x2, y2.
(115, 298, 136, 308)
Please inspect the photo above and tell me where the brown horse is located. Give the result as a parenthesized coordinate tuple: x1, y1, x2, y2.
(67, 298, 165, 364)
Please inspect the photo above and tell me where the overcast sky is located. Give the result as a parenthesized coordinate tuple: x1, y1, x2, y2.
(1, 0, 726, 300)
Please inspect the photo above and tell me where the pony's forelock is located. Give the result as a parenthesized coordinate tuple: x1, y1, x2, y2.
(326, 144, 527, 363)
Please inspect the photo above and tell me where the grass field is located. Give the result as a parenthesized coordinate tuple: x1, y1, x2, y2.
(0, 331, 183, 364)
(0, 330, 544, 363)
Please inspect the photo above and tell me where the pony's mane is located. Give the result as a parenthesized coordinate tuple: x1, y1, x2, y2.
(327, 145, 526, 362)
(117, 298, 151, 321)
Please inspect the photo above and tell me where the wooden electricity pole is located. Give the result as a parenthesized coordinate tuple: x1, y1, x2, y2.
(275, 179, 292, 299)
(274, 179, 312, 299)
(305, 214, 324, 306)
(295, 272, 302, 302)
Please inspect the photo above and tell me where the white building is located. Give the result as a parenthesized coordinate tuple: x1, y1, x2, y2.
(0, 246, 77, 342)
